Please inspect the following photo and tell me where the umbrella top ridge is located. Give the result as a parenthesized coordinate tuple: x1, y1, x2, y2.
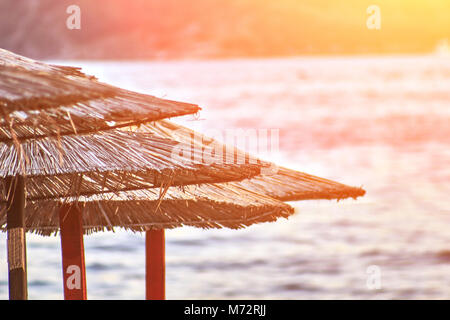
(0, 65, 115, 112)
(0, 48, 90, 78)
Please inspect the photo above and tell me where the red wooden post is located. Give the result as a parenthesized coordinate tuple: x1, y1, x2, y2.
(59, 205, 87, 300)
(6, 176, 27, 300)
(146, 229, 165, 300)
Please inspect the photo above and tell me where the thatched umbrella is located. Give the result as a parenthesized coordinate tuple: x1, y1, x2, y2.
(123, 120, 366, 299)
(1, 124, 365, 300)
(0, 49, 365, 300)
(0, 48, 269, 299)
(1, 182, 295, 300)
(0, 129, 265, 299)
(0, 131, 262, 199)
(0, 49, 199, 121)
(0, 118, 365, 299)
(0, 48, 197, 300)
(27, 120, 364, 300)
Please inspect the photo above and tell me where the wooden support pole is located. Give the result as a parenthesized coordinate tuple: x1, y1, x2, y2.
(59, 205, 87, 300)
(6, 176, 27, 300)
(146, 229, 165, 300)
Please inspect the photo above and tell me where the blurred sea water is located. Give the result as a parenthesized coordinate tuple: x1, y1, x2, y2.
(1, 55, 449, 299)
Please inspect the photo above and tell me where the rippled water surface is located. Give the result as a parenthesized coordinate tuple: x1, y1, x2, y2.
(1, 56, 450, 299)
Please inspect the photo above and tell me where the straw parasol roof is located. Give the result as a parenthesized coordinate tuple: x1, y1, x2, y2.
(0, 184, 295, 236)
(133, 120, 366, 201)
(0, 49, 200, 140)
(0, 94, 199, 142)
(0, 65, 115, 112)
(236, 166, 365, 201)
(0, 130, 262, 199)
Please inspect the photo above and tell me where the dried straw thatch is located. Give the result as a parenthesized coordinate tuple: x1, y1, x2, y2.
(0, 65, 114, 112)
(0, 49, 199, 138)
(236, 167, 365, 201)
(0, 94, 198, 142)
(0, 130, 262, 199)
(0, 184, 295, 236)
(133, 121, 366, 201)
(0, 48, 89, 78)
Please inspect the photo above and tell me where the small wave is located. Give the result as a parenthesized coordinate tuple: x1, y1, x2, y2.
(88, 262, 126, 271)
(189, 259, 267, 272)
(276, 283, 321, 292)
(123, 273, 144, 281)
(90, 244, 139, 252)
(29, 280, 51, 287)
(169, 239, 204, 247)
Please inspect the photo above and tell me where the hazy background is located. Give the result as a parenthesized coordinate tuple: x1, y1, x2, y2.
(1, 0, 449, 59)
(0, 1, 449, 300)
